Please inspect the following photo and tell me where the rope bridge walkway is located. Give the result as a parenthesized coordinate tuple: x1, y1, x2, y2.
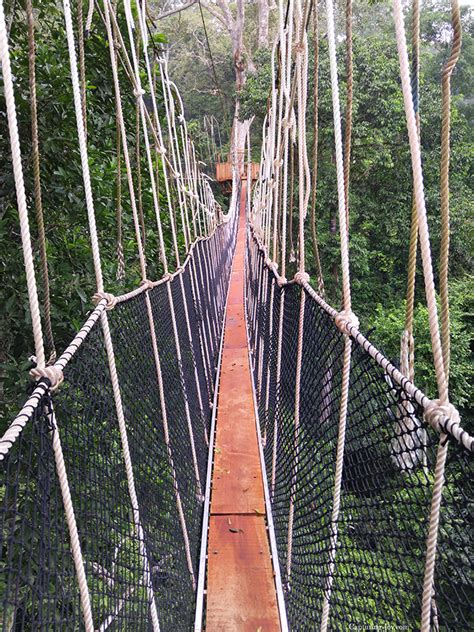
(0, 0, 473, 629)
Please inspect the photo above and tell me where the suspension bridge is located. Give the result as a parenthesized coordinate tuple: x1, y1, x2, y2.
(0, 0, 472, 629)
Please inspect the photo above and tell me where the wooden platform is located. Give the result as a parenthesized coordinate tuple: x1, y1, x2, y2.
(206, 183, 280, 631)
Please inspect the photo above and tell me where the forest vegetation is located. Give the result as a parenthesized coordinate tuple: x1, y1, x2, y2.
(1, 0, 472, 429)
(0, 0, 472, 629)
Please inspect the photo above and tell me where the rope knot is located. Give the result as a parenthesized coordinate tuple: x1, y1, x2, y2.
(273, 158, 283, 169)
(30, 365, 64, 391)
(140, 279, 154, 291)
(424, 399, 460, 433)
(335, 309, 360, 334)
(92, 292, 117, 310)
(294, 271, 310, 285)
(133, 87, 145, 98)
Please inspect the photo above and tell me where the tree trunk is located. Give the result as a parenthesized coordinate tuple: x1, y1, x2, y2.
(257, 0, 269, 49)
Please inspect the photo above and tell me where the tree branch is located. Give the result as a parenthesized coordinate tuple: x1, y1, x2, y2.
(200, 0, 232, 31)
(155, 0, 198, 20)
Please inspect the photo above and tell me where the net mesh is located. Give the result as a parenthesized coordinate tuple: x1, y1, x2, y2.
(1, 208, 237, 632)
(246, 230, 473, 631)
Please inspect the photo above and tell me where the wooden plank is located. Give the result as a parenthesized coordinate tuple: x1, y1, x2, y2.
(206, 515, 279, 632)
(206, 181, 280, 630)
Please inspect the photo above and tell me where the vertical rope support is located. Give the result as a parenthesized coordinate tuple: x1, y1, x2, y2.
(392, 0, 448, 401)
(401, 0, 420, 384)
(287, 0, 310, 585)
(143, 293, 197, 589)
(102, 0, 199, 588)
(286, 288, 305, 585)
(263, 277, 276, 446)
(421, 3, 461, 628)
(49, 407, 95, 631)
(271, 0, 292, 497)
(190, 255, 214, 399)
(257, 267, 269, 398)
(439, 0, 461, 380)
(1, 4, 96, 626)
(271, 289, 286, 498)
(26, 0, 56, 361)
(310, 3, 324, 296)
(326, 0, 351, 312)
(77, 0, 87, 135)
(320, 334, 352, 632)
(0, 0, 45, 368)
(100, 312, 161, 630)
(343, 0, 353, 233)
(64, 1, 160, 626)
(320, 0, 357, 625)
(166, 281, 203, 498)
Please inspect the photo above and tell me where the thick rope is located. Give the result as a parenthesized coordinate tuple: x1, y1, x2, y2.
(1, 4, 96, 622)
(343, 0, 353, 233)
(26, 0, 56, 362)
(0, 0, 45, 368)
(421, 2, 461, 628)
(126, 0, 205, 496)
(439, 0, 461, 382)
(392, 0, 448, 402)
(310, 4, 324, 296)
(401, 0, 420, 384)
(50, 405, 95, 631)
(77, 0, 87, 135)
(64, 2, 160, 627)
(100, 312, 161, 630)
(320, 334, 352, 632)
(326, 0, 352, 313)
(286, 287, 306, 584)
(115, 103, 125, 281)
(102, 0, 199, 587)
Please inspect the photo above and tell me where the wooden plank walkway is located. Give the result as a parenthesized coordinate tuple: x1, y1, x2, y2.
(206, 183, 280, 631)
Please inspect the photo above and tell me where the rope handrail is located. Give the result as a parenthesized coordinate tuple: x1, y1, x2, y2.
(0, 192, 238, 460)
(247, 225, 473, 452)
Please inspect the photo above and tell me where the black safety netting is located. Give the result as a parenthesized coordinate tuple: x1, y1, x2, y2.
(246, 231, 473, 631)
(1, 206, 238, 631)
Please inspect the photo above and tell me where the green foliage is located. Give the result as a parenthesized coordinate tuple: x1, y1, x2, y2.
(368, 277, 474, 411)
(0, 0, 181, 428)
(239, 0, 473, 412)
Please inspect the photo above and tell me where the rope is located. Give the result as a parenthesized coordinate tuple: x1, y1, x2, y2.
(286, 287, 305, 585)
(401, 0, 420, 384)
(64, 1, 161, 626)
(135, 35, 147, 251)
(77, 0, 87, 135)
(421, 2, 461, 628)
(343, 0, 353, 233)
(439, 0, 461, 382)
(392, 0, 448, 402)
(0, 0, 45, 368)
(103, 0, 200, 588)
(320, 334, 352, 632)
(115, 100, 125, 281)
(310, 3, 324, 296)
(326, 0, 352, 313)
(26, 0, 56, 362)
